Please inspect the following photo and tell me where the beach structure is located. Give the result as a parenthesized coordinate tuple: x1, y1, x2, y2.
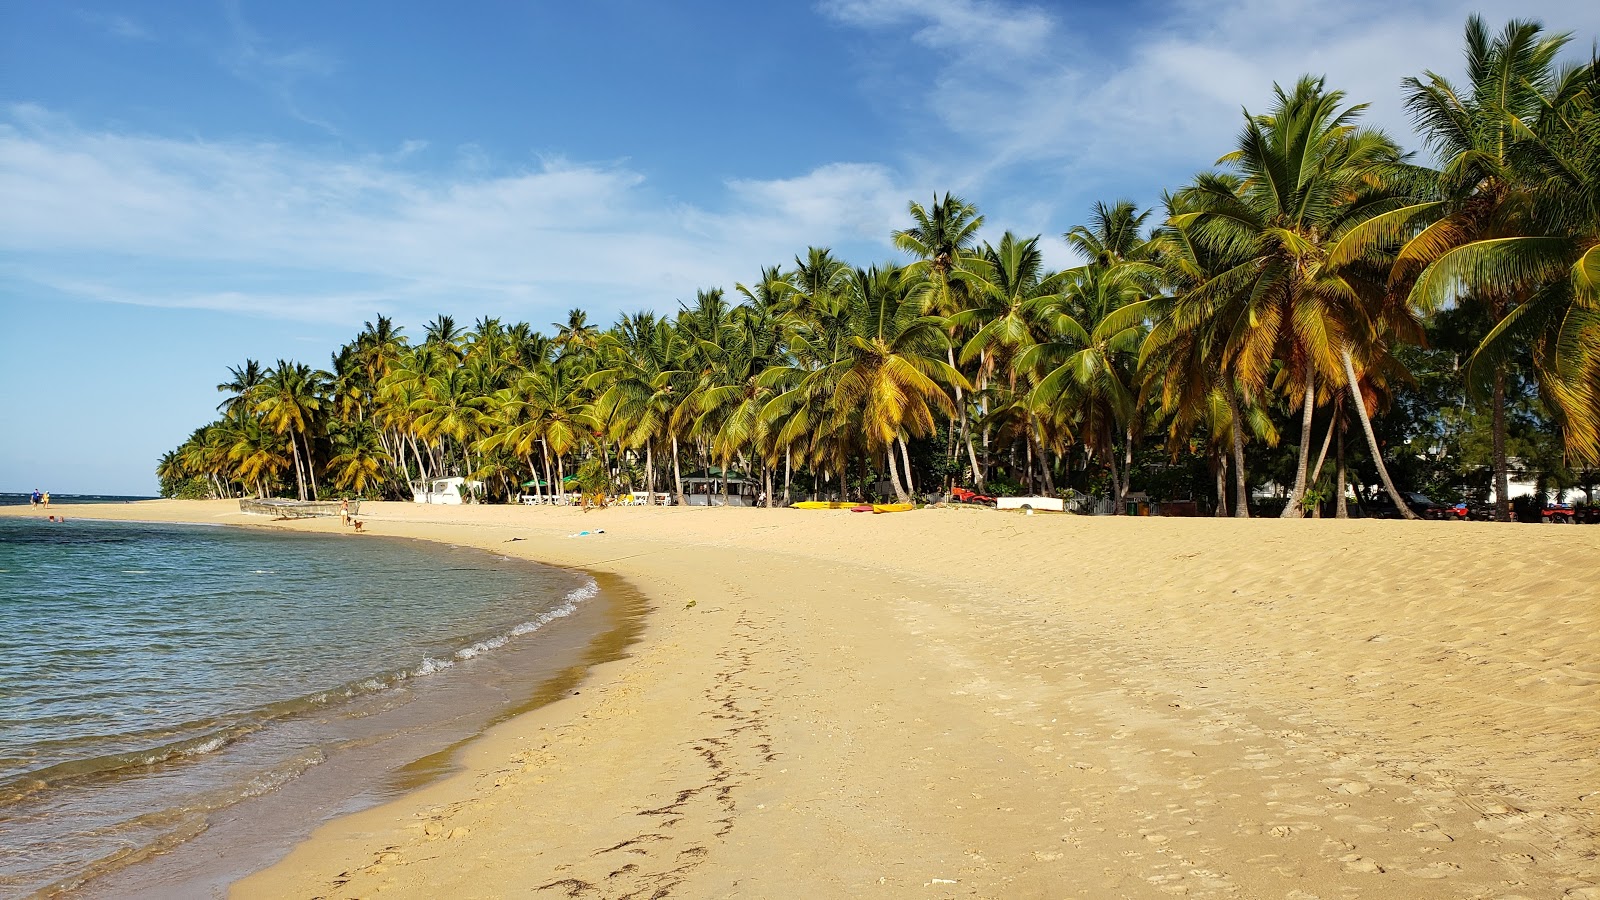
(410, 477, 482, 505)
(679, 469, 759, 506)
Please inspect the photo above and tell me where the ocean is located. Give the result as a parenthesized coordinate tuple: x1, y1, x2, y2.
(0, 517, 607, 897)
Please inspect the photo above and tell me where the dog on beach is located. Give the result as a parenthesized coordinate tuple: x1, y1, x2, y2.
(352, 519, 365, 533)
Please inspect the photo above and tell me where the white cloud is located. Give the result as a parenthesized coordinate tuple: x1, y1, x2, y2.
(822, 0, 1600, 184)
(819, 0, 1055, 61)
(0, 105, 910, 328)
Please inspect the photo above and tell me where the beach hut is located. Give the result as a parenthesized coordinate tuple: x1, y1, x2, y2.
(679, 468, 760, 507)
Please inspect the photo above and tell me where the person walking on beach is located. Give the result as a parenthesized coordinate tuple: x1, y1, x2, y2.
(30, 489, 41, 507)
(41, 491, 50, 507)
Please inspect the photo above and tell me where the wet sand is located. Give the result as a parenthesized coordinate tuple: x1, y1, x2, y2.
(8, 500, 1597, 898)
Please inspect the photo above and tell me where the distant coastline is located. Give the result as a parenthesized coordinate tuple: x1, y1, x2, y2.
(0, 493, 157, 506)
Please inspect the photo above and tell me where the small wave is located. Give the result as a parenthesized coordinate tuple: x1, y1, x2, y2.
(0, 726, 252, 803)
(453, 578, 598, 660)
(122, 569, 151, 574)
(412, 656, 455, 677)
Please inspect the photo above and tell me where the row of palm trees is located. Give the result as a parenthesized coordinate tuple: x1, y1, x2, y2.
(160, 17, 1598, 520)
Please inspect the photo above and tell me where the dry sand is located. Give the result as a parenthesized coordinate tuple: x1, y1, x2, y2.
(9, 500, 1598, 898)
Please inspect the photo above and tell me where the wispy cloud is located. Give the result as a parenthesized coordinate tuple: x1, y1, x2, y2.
(0, 105, 910, 327)
(818, 0, 1054, 61)
(218, 0, 340, 134)
(75, 9, 152, 41)
(821, 0, 1600, 192)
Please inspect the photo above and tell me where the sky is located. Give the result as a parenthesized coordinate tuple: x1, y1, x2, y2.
(3, 0, 1597, 494)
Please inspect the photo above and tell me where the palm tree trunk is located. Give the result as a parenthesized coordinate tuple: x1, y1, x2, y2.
(1037, 433, 1056, 495)
(1223, 382, 1250, 518)
(1106, 440, 1122, 515)
(764, 463, 774, 508)
(1342, 347, 1416, 519)
(408, 434, 427, 481)
(644, 443, 655, 506)
(1120, 425, 1134, 502)
(782, 447, 792, 505)
(1492, 365, 1511, 522)
(886, 446, 909, 503)
(1309, 406, 1337, 484)
(1215, 455, 1228, 516)
(897, 436, 916, 499)
(288, 433, 307, 500)
(670, 435, 687, 507)
(1335, 424, 1349, 519)
(303, 433, 319, 500)
(1282, 373, 1316, 518)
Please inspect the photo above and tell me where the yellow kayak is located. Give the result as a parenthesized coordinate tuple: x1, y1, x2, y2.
(871, 503, 915, 513)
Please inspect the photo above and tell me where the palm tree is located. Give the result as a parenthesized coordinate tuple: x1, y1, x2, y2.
(590, 312, 685, 505)
(896, 194, 986, 485)
(826, 266, 967, 502)
(949, 233, 1066, 487)
(256, 360, 327, 500)
(1329, 17, 1578, 517)
(216, 359, 266, 420)
(1175, 76, 1414, 516)
(1023, 263, 1150, 509)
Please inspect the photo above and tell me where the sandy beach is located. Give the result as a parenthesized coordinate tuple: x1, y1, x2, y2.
(7, 500, 1598, 898)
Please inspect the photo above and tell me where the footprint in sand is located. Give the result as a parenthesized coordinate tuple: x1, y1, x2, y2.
(1338, 854, 1384, 874)
(1403, 861, 1460, 879)
(1406, 822, 1453, 842)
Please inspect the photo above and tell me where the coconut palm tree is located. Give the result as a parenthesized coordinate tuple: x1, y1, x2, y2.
(216, 359, 266, 420)
(256, 360, 328, 500)
(825, 265, 967, 502)
(1175, 76, 1413, 516)
(896, 194, 986, 483)
(1328, 16, 1579, 516)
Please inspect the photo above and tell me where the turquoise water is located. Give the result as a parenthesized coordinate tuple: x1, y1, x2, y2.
(0, 518, 594, 896)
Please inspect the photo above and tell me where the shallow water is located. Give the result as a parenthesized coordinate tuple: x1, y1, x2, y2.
(0, 518, 596, 897)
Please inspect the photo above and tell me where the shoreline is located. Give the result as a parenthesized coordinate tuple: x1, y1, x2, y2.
(5, 500, 1597, 897)
(0, 505, 645, 900)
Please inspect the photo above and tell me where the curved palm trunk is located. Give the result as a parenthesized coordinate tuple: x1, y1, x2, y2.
(897, 437, 916, 499)
(670, 435, 687, 507)
(1282, 373, 1316, 518)
(303, 433, 319, 500)
(1342, 347, 1416, 520)
(1223, 382, 1250, 518)
(886, 446, 909, 503)
(288, 433, 307, 500)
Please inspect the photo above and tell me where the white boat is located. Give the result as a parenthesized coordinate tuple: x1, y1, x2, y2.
(410, 477, 482, 505)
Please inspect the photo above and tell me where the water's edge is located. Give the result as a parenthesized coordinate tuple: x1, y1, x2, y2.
(43, 520, 652, 900)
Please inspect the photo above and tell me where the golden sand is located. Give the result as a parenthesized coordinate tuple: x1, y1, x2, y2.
(9, 500, 1598, 898)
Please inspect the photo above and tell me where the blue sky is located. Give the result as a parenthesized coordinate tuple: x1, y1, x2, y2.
(3, 0, 1597, 494)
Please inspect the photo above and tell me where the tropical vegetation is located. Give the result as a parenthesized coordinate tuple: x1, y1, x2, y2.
(161, 17, 1599, 520)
